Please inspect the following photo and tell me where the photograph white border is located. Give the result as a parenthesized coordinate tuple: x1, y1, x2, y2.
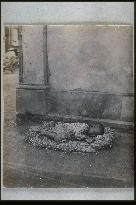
(1, 2, 134, 200)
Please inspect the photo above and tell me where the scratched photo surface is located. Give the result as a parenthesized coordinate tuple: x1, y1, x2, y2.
(3, 24, 134, 188)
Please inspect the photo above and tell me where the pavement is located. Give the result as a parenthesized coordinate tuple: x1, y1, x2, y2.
(2, 71, 134, 188)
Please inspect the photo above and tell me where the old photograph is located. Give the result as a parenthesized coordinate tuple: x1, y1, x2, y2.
(2, 23, 134, 190)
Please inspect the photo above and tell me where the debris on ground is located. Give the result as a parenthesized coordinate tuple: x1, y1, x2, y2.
(25, 121, 117, 153)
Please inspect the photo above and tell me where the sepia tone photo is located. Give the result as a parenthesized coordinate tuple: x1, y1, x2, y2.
(2, 23, 134, 189)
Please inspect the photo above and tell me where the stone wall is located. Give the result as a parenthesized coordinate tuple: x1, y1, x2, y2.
(16, 24, 134, 125)
(47, 25, 133, 93)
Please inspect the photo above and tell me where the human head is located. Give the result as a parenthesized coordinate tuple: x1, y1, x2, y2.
(88, 123, 104, 136)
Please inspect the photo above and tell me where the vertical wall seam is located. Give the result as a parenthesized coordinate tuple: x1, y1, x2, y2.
(43, 24, 49, 85)
(18, 25, 23, 84)
(120, 96, 123, 120)
(43, 25, 46, 85)
(46, 25, 50, 84)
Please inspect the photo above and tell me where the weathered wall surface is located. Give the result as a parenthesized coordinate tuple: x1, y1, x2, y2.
(45, 90, 122, 120)
(16, 24, 134, 125)
(47, 25, 133, 93)
(21, 25, 45, 85)
(16, 88, 48, 115)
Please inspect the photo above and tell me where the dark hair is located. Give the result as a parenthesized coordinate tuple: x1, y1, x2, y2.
(88, 123, 104, 135)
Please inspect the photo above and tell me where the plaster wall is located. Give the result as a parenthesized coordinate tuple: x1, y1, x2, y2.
(47, 25, 133, 93)
(22, 25, 45, 85)
(16, 24, 134, 124)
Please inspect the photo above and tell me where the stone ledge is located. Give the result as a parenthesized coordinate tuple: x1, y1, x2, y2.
(16, 113, 134, 132)
(17, 85, 49, 90)
(16, 88, 134, 123)
(16, 87, 134, 96)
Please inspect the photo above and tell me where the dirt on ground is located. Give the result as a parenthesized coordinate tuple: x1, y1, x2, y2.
(3, 69, 18, 122)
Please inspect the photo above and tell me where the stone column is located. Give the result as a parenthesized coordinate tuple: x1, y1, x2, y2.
(16, 25, 49, 116)
(18, 25, 48, 85)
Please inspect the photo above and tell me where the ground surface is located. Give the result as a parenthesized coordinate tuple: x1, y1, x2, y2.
(2, 71, 134, 188)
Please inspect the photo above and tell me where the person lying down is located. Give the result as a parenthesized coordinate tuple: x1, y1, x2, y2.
(25, 121, 116, 153)
(38, 121, 105, 143)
